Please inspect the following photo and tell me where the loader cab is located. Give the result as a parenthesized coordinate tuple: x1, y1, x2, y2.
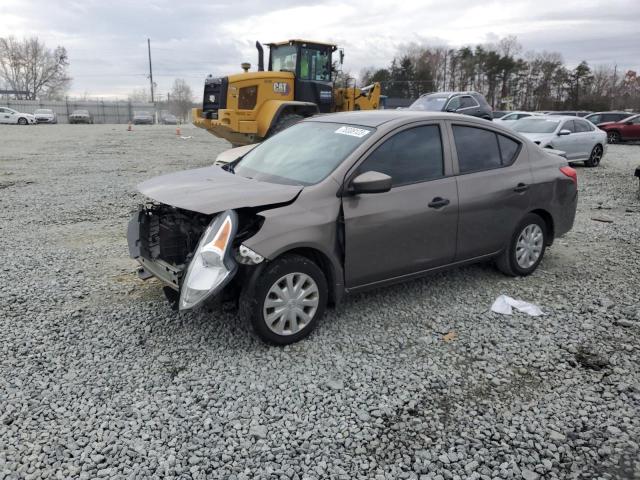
(267, 40, 336, 113)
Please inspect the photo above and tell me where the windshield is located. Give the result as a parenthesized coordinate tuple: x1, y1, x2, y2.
(513, 118, 560, 133)
(235, 122, 374, 186)
(408, 94, 448, 112)
(270, 45, 297, 72)
(35, 109, 52, 114)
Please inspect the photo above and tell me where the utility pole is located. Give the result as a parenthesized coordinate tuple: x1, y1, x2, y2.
(147, 38, 154, 103)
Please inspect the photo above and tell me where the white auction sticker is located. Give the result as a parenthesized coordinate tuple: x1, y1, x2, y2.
(335, 126, 370, 138)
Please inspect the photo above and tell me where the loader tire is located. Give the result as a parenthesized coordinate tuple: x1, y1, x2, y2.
(269, 113, 304, 137)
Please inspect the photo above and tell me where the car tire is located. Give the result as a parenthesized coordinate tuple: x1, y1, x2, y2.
(585, 144, 603, 167)
(496, 213, 547, 277)
(18, 117, 28, 125)
(239, 254, 328, 345)
(269, 113, 304, 137)
(607, 131, 620, 144)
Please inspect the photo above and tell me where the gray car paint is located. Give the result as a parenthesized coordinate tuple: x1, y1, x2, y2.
(137, 166, 302, 214)
(136, 110, 577, 303)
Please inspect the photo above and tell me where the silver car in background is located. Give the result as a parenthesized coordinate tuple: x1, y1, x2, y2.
(34, 109, 57, 124)
(494, 111, 540, 128)
(512, 115, 607, 167)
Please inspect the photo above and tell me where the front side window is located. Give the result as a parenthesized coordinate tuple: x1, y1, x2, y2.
(235, 122, 374, 186)
(271, 45, 297, 73)
(446, 96, 461, 111)
(299, 48, 331, 81)
(357, 125, 444, 187)
(453, 126, 521, 173)
(561, 120, 576, 133)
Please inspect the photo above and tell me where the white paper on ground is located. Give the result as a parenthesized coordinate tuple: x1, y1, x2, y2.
(491, 294, 544, 316)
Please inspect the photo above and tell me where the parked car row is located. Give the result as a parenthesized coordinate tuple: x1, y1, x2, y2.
(0, 106, 183, 125)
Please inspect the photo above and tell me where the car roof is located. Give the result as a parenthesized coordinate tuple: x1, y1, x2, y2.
(306, 110, 492, 128)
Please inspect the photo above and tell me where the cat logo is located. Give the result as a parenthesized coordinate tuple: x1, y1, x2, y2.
(273, 82, 289, 95)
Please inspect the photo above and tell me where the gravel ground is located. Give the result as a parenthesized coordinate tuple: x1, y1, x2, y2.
(1, 124, 639, 480)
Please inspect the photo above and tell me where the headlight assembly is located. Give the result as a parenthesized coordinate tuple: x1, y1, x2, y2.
(179, 210, 238, 310)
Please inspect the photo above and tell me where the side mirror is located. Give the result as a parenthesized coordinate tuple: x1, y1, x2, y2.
(558, 129, 571, 136)
(350, 171, 392, 194)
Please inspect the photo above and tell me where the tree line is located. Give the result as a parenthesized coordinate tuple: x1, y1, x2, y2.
(360, 36, 640, 111)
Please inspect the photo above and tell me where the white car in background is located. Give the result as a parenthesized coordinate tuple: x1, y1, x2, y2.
(0, 107, 36, 125)
(494, 111, 541, 127)
(512, 115, 607, 167)
(34, 108, 57, 124)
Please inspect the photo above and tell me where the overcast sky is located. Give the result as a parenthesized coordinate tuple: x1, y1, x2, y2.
(1, 0, 638, 99)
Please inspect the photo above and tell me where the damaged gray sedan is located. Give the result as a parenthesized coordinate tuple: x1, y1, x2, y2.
(128, 110, 578, 344)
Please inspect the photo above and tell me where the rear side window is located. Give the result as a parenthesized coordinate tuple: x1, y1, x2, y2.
(574, 120, 592, 132)
(459, 96, 478, 109)
(359, 125, 444, 186)
(453, 125, 521, 173)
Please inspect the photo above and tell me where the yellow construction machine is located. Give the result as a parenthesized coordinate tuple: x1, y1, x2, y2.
(192, 40, 381, 146)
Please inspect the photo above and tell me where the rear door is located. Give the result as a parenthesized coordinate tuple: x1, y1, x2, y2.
(450, 122, 532, 260)
(573, 119, 596, 159)
(342, 123, 458, 288)
(0, 108, 9, 124)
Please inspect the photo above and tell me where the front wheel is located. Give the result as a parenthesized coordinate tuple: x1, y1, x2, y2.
(607, 131, 620, 144)
(18, 117, 28, 125)
(240, 254, 328, 345)
(496, 213, 547, 276)
(585, 144, 603, 167)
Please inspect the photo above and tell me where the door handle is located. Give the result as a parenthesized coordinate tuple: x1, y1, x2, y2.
(428, 197, 450, 209)
(514, 183, 529, 193)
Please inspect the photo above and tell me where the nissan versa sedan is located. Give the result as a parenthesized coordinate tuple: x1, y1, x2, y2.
(128, 111, 578, 344)
(512, 115, 607, 167)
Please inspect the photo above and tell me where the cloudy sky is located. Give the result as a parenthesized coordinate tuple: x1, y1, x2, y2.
(1, 0, 638, 99)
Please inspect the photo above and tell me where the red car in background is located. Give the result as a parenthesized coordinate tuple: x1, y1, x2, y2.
(598, 114, 640, 143)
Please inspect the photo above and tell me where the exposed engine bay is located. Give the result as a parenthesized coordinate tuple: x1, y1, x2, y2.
(128, 203, 264, 296)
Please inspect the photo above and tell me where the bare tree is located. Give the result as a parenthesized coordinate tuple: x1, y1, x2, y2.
(0, 36, 70, 99)
(169, 79, 194, 121)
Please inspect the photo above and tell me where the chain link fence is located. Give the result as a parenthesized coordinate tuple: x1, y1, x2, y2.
(0, 98, 159, 124)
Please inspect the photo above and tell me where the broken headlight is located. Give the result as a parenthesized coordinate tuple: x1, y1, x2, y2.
(179, 210, 238, 310)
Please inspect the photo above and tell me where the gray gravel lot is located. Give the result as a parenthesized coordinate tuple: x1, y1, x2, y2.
(1, 124, 639, 480)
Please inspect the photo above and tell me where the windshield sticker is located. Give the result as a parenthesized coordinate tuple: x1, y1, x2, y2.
(335, 126, 370, 138)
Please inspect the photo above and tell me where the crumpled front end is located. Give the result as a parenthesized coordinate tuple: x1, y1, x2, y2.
(127, 204, 265, 310)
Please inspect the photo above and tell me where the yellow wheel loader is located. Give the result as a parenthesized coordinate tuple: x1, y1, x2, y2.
(192, 40, 381, 146)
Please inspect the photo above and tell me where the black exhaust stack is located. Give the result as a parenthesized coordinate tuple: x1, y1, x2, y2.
(256, 41, 264, 71)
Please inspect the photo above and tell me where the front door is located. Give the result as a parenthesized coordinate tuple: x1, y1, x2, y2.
(620, 115, 640, 140)
(0, 108, 11, 124)
(553, 120, 581, 160)
(342, 124, 458, 288)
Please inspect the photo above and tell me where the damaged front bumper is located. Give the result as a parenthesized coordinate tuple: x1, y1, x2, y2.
(127, 206, 240, 310)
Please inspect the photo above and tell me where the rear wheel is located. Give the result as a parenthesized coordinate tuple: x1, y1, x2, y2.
(585, 144, 603, 167)
(269, 113, 303, 137)
(607, 131, 620, 144)
(240, 254, 328, 345)
(496, 213, 547, 277)
(18, 117, 28, 125)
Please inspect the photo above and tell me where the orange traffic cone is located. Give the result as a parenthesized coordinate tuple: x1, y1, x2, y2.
(127, 121, 132, 132)
(176, 125, 181, 137)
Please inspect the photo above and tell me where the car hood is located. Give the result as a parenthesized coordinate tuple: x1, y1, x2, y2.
(137, 166, 303, 215)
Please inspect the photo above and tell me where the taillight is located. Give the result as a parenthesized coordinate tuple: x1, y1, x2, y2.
(560, 166, 577, 185)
